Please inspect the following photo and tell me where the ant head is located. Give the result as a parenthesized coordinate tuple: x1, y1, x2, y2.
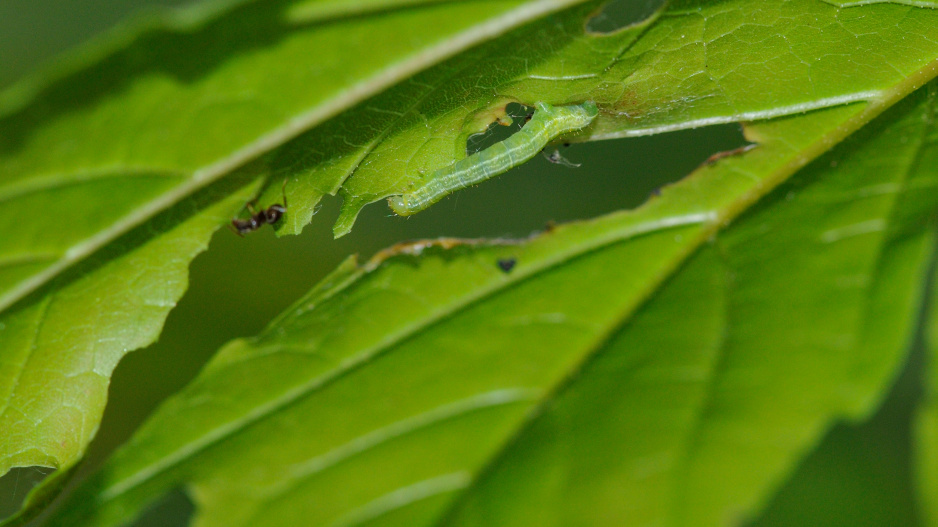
(265, 204, 286, 224)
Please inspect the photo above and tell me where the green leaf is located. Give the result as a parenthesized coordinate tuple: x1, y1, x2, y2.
(0, 167, 264, 525)
(0, 0, 584, 312)
(41, 70, 938, 526)
(447, 83, 938, 527)
(323, 0, 938, 235)
(821, 0, 938, 7)
(4, 1, 938, 524)
(0, 0, 590, 507)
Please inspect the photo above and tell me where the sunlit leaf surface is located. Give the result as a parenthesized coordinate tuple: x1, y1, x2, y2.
(3, 1, 938, 524)
(322, 0, 938, 235)
(0, 168, 264, 525)
(43, 77, 938, 526)
(0, 0, 585, 312)
(0, 0, 589, 505)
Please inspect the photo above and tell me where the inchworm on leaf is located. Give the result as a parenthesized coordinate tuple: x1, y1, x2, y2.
(388, 101, 598, 216)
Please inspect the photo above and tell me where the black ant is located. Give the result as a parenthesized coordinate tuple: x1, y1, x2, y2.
(230, 180, 287, 236)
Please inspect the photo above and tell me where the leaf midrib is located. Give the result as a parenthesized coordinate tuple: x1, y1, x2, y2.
(99, 212, 710, 503)
(90, 43, 938, 527)
(428, 61, 938, 526)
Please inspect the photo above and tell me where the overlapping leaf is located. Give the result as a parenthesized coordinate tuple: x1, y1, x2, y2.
(4, 1, 938, 525)
(41, 68, 938, 526)
(0, 0, 589, 501)
(0, 166, 264, 526)
(312, 0, 938, 235)
(446, 82, 938, 527)
(0, 0, 585, 312)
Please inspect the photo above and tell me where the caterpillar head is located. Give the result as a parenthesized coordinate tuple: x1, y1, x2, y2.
(388, 195, 414, 216)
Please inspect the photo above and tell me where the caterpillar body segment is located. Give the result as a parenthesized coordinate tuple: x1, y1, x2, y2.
(388, 101, 599, 216)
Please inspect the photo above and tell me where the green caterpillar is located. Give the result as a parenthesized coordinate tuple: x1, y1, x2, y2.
(388, 101, 599, 216)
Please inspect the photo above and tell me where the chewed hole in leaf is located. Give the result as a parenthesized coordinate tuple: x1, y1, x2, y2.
(586, 0, 666, 34)
(388, 102, 599, 217)
(465, 102, 534, 156)
(381, 121, 750, 239)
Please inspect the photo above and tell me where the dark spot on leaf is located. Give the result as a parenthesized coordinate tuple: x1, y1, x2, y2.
(497, 258, 517, 273)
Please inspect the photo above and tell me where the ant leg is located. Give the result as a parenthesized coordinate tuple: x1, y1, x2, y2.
(228, 222, 245, 237)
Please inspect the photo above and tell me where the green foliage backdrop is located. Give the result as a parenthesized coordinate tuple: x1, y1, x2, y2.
(1, 0, 937, 526)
